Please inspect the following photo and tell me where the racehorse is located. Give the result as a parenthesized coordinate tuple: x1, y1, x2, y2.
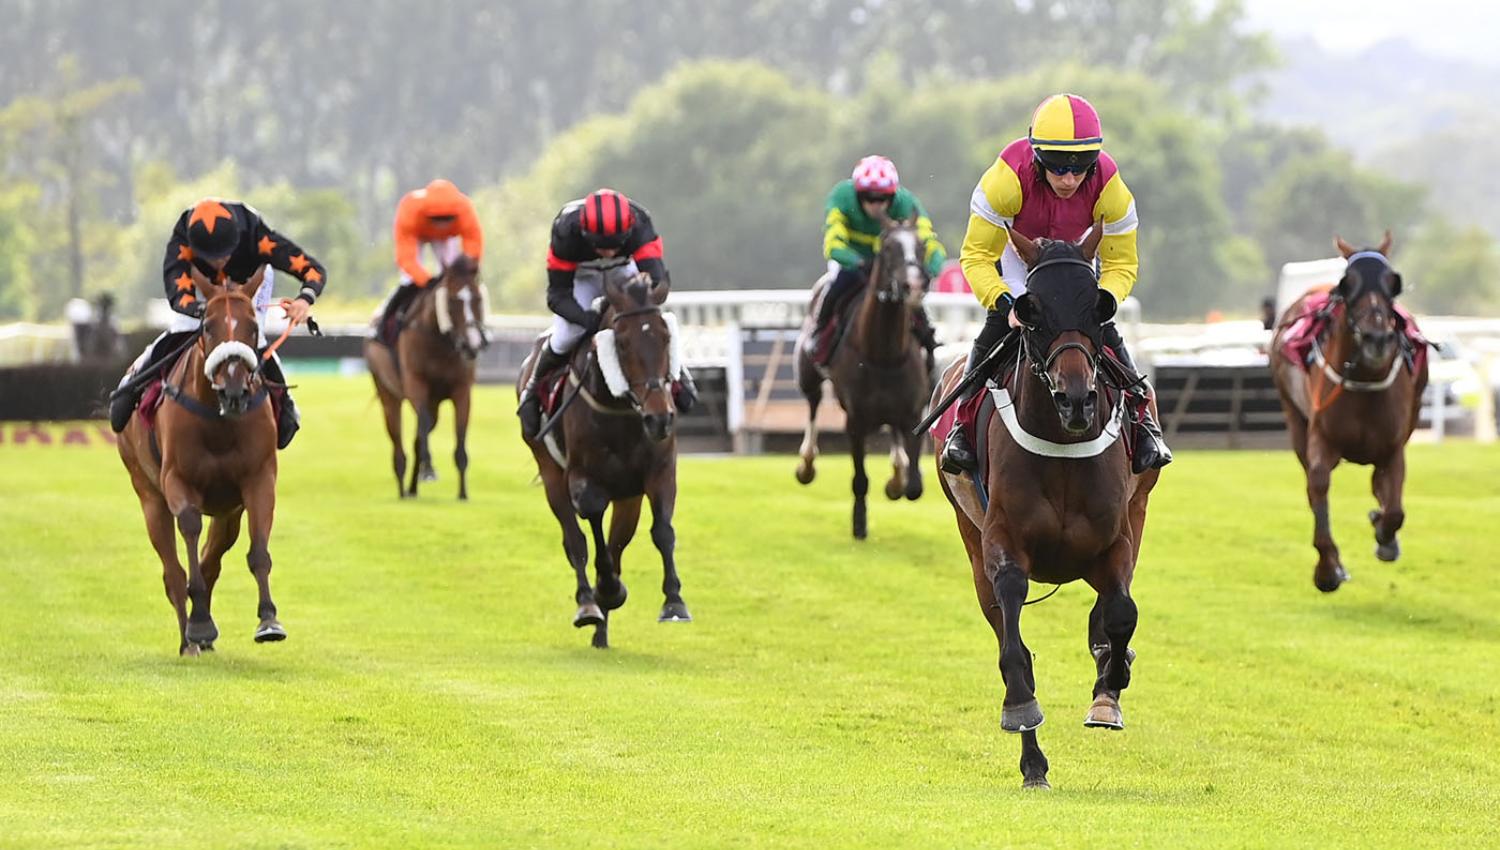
(933, 228, 1159, 789)
(117, 279, 287, 655)
(1269, 234, 1428, 592)
(795, 214, 932, 539)
(517, 265, 690, 649)
(363, 254, 488, 499)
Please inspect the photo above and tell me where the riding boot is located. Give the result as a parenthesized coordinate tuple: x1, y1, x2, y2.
(518, 344, 571, 439)
(1100, 322, 1172, 473)
(109, 331, 188, 433)
(912, 303, 940, 376)
(939, 306, 1013, 475)
(260, 353, 300, 450)
(673, 364, 699, 414)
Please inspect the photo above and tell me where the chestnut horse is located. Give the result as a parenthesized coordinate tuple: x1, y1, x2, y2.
(1270, 234, 1428, 592)
(517, 266, 690, 649)
(794, 215, 932, 539)
(364, 254, 488, 499)
(934, 229, 1158, 790)
(117, 281, 286, 655)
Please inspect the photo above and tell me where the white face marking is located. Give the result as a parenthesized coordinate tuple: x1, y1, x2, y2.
(895, 229, 919, 265)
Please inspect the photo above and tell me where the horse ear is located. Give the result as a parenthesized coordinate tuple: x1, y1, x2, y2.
(1334, 236, 1357, 259)
(1012, 293, 1039, 327)
(649, 270, 670, 305)
(1094, 290, 1118, 324)
(1377, 229, 1393, 256)
(1008, 227, 1039, 266)
(1080, 217, 1105, 262)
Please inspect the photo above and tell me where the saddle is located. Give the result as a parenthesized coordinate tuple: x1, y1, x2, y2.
(805, 280, 933, 370)
(1278, 290, 1431, 376)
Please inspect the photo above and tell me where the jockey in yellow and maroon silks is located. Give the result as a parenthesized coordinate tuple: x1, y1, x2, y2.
(940, 93, 1170, 475)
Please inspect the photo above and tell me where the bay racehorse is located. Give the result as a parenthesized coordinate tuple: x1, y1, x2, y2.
(1270, 233, 1428, 592)
(934, 229, 1158, 789)
(795, 214, 932, 539)
(363, 254, 488, 499)
(117, 280, 287, 655)
(517, 265, 690, 649)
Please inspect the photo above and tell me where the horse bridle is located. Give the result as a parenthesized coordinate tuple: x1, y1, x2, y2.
(874, 227, 926, 304)
(600, 304, 672, 415)
(1019, 256, 1102, 393)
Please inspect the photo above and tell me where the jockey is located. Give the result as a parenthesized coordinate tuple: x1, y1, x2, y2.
(940, 93, 1171, 475)
(108, 198, 327, 450)
(807, 155, 947, 365)
(516, 188, 696, 438)
(374, 178, 484, 347)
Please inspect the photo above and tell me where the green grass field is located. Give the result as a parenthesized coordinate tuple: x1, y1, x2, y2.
(2, 375, 1498, 849)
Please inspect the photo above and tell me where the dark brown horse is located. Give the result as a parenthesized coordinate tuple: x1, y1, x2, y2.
(934, 229, 1158, 790)
(517, 265, 690, 649)
(795, 215, 932, 539)
(118, 280, 286, 655)
(1270, 234, 1427, 592)
(364, 254, 488, 499)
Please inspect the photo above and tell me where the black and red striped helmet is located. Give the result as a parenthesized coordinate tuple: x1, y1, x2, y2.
(579, 188, 635, 250)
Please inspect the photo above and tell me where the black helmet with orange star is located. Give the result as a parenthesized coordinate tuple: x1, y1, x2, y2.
(186, 199, 241, 260)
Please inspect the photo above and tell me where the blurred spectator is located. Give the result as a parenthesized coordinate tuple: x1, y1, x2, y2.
(1261, 296, 1276, 331)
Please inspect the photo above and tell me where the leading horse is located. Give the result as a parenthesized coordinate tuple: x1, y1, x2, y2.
(795, 214, 932, 539)
(364, 254, 488, 499)
(934, 228, 1158, 790)
(517, 265, 690, 649)
(1269, 234, 1428, 592)
(117, 280, 287, 655)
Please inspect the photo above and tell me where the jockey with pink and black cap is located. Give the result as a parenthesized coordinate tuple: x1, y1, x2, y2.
(517, 188, 695, 438)
(806, 155, 947, 366)
(940, 93, 1170, 475)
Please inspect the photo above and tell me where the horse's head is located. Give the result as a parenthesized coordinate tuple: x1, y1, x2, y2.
(595, 266, 680, 443)
(1333, 232, 1401, 370)
(873, 213, 928, 307)
(1009, 223, 1116, 436)
(198, 280, 264, 419)
(434, 254, 489, 360)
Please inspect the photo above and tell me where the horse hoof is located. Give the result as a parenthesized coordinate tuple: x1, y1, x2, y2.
(185, 619, 219, 646)
(884, 479, 903, 500)
(1375, 540, 1401, 562)
(254, 620, 287, 642)
(180, 643, 201, 658)
(904, 486, 922, 501)
(1314, 567, 1349, 593)
(1000, 700, 1044, 733)
(1022, 776, 1052, 791)
(795, 463, 815, 485)
(1084, 696, 1124, 730)
(420, 469, 437, 483)
(658, 602, 692, 623)
(574, 603, 605, 628)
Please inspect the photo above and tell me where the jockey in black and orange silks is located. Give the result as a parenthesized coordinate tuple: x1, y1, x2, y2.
(940, 93, 1170, 476)
(516, 188, 695, 439)
(110, 198, 327, 449)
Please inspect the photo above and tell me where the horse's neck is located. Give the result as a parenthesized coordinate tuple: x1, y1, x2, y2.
(851, 278, 911, 361)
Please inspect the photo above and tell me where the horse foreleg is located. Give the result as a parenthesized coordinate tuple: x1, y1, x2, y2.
(573, 475, 613, 648)
(163, 472, 216, 650)
(408, 397, 438, 495)
(452, 382, 472, 501)
(985, 539, 1047, 788)
(540, 466, 596, 629)
(377, 386, 407, 499)
(1370, 448, 1406, 562)
(195, 509, 244, 650)
(1084, 544, 1138, 730)
(599, 496, 640, 612)
(129, 469, 191, 654)
(795, 364, 822, 485)
(1306, 437, 1347, 592)
(849, 424, 869, 539)
(647, 465, 690, 623)
(244, 473, 284, 642)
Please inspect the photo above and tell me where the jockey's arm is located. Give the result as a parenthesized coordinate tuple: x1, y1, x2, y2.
(545, 265, 592, 328)
(161, 212, 201, 315)
(457, 202, 484, 264)
(256, 223, 327, 306)
(960, 159, 1023, 310)
(1094, 174, 1140, 305)
(823, 195, 865, 272)
(908, 195, 948, 278)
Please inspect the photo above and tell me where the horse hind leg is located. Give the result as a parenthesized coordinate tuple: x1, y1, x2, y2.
(598, 497, 640, 612)
(902, 426, 924, 501)
(244, 475, 284, 643)
(453, 383, 472, 500)
(849, 426, 870, 540)
(540, 468, 597, 630)
(174, 504, 219, 650)
(376, 382, 406, 499)
(1084, 590, 1138, 730)
(883, 426, 907, 500)
(193, 509, 244, 652)
(1369, 451, 1407, 562)
(795, 358, 821, 485)
(1306, 446, 1349, 592)
(131, 473, 193, 655)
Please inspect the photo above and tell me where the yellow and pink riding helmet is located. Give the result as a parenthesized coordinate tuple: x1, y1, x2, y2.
(1028, 94, 1103, 175)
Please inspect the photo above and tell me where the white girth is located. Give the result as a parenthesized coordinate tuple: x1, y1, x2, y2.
(989, 386, 1125, 458)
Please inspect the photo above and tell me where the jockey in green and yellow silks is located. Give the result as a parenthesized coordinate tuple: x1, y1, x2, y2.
(807, 155, 947, 365)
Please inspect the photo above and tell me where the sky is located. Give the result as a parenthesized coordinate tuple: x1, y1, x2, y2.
(1216, 0, 1500, 66)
